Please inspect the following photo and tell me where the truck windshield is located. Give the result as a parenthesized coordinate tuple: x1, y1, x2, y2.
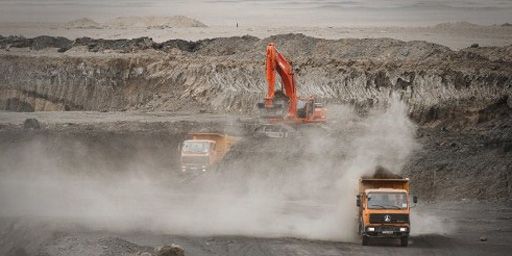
(182, 141, 210, 153)
(367, 192, 408, 209)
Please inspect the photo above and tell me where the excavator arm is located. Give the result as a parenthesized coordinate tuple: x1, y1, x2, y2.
(259, 42, 326, 125)
(265, 43, 298, 117)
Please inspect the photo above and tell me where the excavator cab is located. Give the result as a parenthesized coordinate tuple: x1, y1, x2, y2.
(297, 99, 314, 119)
(298, 98, 326, 122)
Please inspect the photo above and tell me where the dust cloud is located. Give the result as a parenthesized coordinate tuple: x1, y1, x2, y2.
(0, 97, 440, 242)
(412, 209, 457, 236)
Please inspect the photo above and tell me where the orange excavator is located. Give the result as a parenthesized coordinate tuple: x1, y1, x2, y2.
(257, 43, 326, 125)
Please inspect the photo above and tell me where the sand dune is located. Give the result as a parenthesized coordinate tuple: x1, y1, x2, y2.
(64, 18, 103, 29)
(107, 16, 207, 28)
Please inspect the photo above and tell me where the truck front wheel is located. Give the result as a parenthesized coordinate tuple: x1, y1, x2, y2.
(362, 236, 369, 246)
(400, 236, 408, 247)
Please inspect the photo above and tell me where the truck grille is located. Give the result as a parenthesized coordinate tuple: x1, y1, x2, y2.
(182, 156, 209, 164)
(369, 214, 409, 224)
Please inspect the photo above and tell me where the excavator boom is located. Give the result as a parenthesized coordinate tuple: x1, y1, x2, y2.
(259, 42, 326, 124)
(265, 43, 297, 116)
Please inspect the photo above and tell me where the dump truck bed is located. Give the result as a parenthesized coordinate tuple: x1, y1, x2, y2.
(187, 133, 238, 160)
(359, 178, 410, 194)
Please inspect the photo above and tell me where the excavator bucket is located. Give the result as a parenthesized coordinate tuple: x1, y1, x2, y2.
(257, 90, 289, 118)
(257, 102, 286, 118)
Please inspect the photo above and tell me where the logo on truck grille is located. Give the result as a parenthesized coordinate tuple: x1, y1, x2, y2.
(370, 214, 409, 224)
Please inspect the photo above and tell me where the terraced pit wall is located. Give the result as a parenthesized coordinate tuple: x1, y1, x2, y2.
(0, 34, 511, 122)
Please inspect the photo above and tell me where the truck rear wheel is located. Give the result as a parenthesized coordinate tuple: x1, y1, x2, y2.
(362, 236, 369, 246)
(400, 236, 408, 247)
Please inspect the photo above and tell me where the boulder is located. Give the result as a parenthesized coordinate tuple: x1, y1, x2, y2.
(155, 244, 185, 256)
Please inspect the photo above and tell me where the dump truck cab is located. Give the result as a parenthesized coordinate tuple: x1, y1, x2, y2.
(180, 133, 237, 173)
(181, 139, 217, 172)
(357, 177, 417, 247)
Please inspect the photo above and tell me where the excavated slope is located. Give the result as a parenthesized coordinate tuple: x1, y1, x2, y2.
(0, 34, 511, 120)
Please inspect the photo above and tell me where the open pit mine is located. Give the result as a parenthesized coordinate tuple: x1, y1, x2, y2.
(1, 30, 511, 256)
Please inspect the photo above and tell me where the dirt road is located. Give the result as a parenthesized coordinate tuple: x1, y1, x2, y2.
(1, 201, 511, 256)
(0, 111, 511, 255)
(102, 202, 512, 256)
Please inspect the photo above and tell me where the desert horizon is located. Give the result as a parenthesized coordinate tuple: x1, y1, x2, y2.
(1, 0, 511, 26)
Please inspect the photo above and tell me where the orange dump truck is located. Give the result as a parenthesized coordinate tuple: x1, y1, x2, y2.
(180, 133, 238, 173)
(357, 176, 418, 247)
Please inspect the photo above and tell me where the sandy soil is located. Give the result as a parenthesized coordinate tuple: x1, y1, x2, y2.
(1, 22, 512, 50)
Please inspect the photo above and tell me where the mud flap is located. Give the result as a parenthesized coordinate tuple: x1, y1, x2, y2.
(362, 235, 369, 246)
(400, 236, 408, 247)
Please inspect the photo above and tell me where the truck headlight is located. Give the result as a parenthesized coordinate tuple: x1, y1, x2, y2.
(400, 227, 407, 232)
(367, 227, 375, 232)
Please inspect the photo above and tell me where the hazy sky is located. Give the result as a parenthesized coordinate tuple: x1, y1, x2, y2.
(0, 0, 511, 26)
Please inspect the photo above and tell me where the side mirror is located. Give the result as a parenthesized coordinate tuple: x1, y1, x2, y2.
(356, 195, 361, 207)
(413, 196, 418, 204)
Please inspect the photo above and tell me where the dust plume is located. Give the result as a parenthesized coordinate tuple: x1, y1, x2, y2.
(411, 209, 457, 236)
(0, 97, 423, 241)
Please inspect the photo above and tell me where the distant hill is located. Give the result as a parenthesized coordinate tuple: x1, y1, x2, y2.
(433, 21, 481, 29)
(107, 16, 207, 28)
(64, 18, 103, 29)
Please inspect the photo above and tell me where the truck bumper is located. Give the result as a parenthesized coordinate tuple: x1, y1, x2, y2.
(181, 165, 208, 173)
(364, 226, 409, 237)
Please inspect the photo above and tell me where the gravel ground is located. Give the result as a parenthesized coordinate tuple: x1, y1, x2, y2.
(0, 110, 511, 255)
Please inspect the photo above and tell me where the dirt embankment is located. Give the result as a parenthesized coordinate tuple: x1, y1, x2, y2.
(405, 98, 512, 201)
(0, 34, 510, 119)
